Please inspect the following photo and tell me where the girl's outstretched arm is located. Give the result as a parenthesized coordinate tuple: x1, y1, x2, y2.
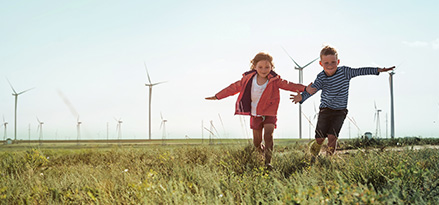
(290, 93, 302, 104)
(205, 96, 218, 100)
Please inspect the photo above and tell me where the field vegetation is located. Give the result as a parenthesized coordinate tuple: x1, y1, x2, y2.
(1, 138, 438, 204)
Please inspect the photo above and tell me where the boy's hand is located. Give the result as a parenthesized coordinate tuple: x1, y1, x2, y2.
(290, 93, 302, 104)
(306, 83, 317, 95)
(378, 66, 396, 72)
(205, 96, 218, 100)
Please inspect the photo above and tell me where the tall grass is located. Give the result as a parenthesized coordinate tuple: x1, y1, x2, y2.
(1, 142, 438, 204)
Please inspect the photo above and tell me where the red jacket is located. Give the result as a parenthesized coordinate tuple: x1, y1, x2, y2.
(215, 70, 305, 116)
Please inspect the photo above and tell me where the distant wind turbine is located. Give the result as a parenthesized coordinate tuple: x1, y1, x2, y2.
(115, 118, 123, 140)
(374, 102, 382, 138)
(282, 47, 318, 139)
(7, 79, 34, 142)
(2, 116, 7, 141)
(77, 116, 82, 145)
(144, 63, 166, 140)
(346, 115, 361, 138)
(160, 112, 167, 145)
(37, 117, 44, 145)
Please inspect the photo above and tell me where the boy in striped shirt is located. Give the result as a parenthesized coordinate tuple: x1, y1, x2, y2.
(291, 45, 395, 156)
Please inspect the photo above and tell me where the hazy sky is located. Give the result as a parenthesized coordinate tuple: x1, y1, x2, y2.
(1, 0, 438, 141)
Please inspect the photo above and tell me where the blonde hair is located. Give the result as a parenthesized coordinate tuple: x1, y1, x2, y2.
(250, 52, 275, 70)
(320, 45, 338, 59)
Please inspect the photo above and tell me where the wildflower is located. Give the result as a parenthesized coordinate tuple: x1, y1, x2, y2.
(40, 173, 44, 176)
(123, 169, 128, 172)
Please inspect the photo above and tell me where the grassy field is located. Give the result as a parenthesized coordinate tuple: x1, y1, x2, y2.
(1, 138, 438, 204)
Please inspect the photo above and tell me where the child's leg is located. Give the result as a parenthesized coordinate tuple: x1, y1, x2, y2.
(327, 134, 337, 155)
(263, 124, 275, 164)
(252, 129, 263, 151)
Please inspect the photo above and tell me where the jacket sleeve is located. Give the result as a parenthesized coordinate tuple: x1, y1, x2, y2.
(215, 80, 242, 100)
(276, 78, 306, 93)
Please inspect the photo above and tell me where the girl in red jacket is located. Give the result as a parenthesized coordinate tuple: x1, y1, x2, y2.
(206, 52, 316, 168)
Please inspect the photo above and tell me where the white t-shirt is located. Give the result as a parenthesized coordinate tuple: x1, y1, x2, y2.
(251, 74, 268, 116)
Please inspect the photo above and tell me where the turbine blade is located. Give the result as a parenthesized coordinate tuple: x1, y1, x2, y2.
(281, 46, 301, 68)
(17, 87, 35, 95)
(302, 57, 319, 69)
(152, 81, 167, 86)
(144, 62, 152, 84)
(160, 112, 163, 120)
(37, 117, 41, 124)
(6, 78, 17, 94)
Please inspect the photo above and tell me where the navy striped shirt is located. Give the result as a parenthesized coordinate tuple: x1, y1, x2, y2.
(300, 66, 379, 110)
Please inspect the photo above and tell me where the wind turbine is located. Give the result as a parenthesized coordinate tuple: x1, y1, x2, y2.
(37, 117, 44, 145)
(347, 115, 361, 138)
(143, 63, 166, 140)
(374, 102, 382, 138)
(76, 116, 82, 145)
(389, 71, 395, 138)
(2, 116, 7, 141)
(160, 112, 167, 145)
(282, 47, 318, 139)
(115, 118, 123, 140)
(7, 79, 34, 142)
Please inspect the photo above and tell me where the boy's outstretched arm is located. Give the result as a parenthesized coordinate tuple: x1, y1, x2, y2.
(205, 96, 218, 100)
(306, 83, 317, 95)
(378, 66, 395, 72)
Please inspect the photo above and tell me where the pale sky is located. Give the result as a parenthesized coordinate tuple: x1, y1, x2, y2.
(1, 0, 438, 141)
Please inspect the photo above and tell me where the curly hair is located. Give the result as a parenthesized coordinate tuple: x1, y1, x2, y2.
(250, 52, 275, 70)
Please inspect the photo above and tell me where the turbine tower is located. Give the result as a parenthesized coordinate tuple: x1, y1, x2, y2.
(143, 63, 166, 140)
(160, 113, 167, 145)
(389, 71, 395, 138)
(282, 47, 318, 139)
(7, 79, 34, 141)
(37, 117, 44, 145)
(2, 116, 7, 141)
(374, 102, 382, 138)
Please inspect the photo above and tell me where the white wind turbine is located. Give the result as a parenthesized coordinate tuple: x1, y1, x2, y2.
(37, 117, 44, 145)
(144, 63, 166, 140)
(346, 115, 361, 138)
(115, 118, 123, 140)
(160, 112, 167, 145)
(374, 102, 382, 138)
(7, 79, 34, 141)
(76, 116, 82, 145)
(2, 116, 8, 141)
(282, 47, 318, 139)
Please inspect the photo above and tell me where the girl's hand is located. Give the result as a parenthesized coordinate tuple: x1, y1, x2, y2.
(306, 83, 317, 95)
(205, 96, 218, 100)
(378, 66, 395, 72)
(290, 93, 302, 104)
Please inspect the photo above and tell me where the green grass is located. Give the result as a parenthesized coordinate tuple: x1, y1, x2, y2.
(1, 138, 438, 204)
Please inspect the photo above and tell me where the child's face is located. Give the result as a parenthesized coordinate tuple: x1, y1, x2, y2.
(255, 60, 272, 78)
(320, 54, 340, 76)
